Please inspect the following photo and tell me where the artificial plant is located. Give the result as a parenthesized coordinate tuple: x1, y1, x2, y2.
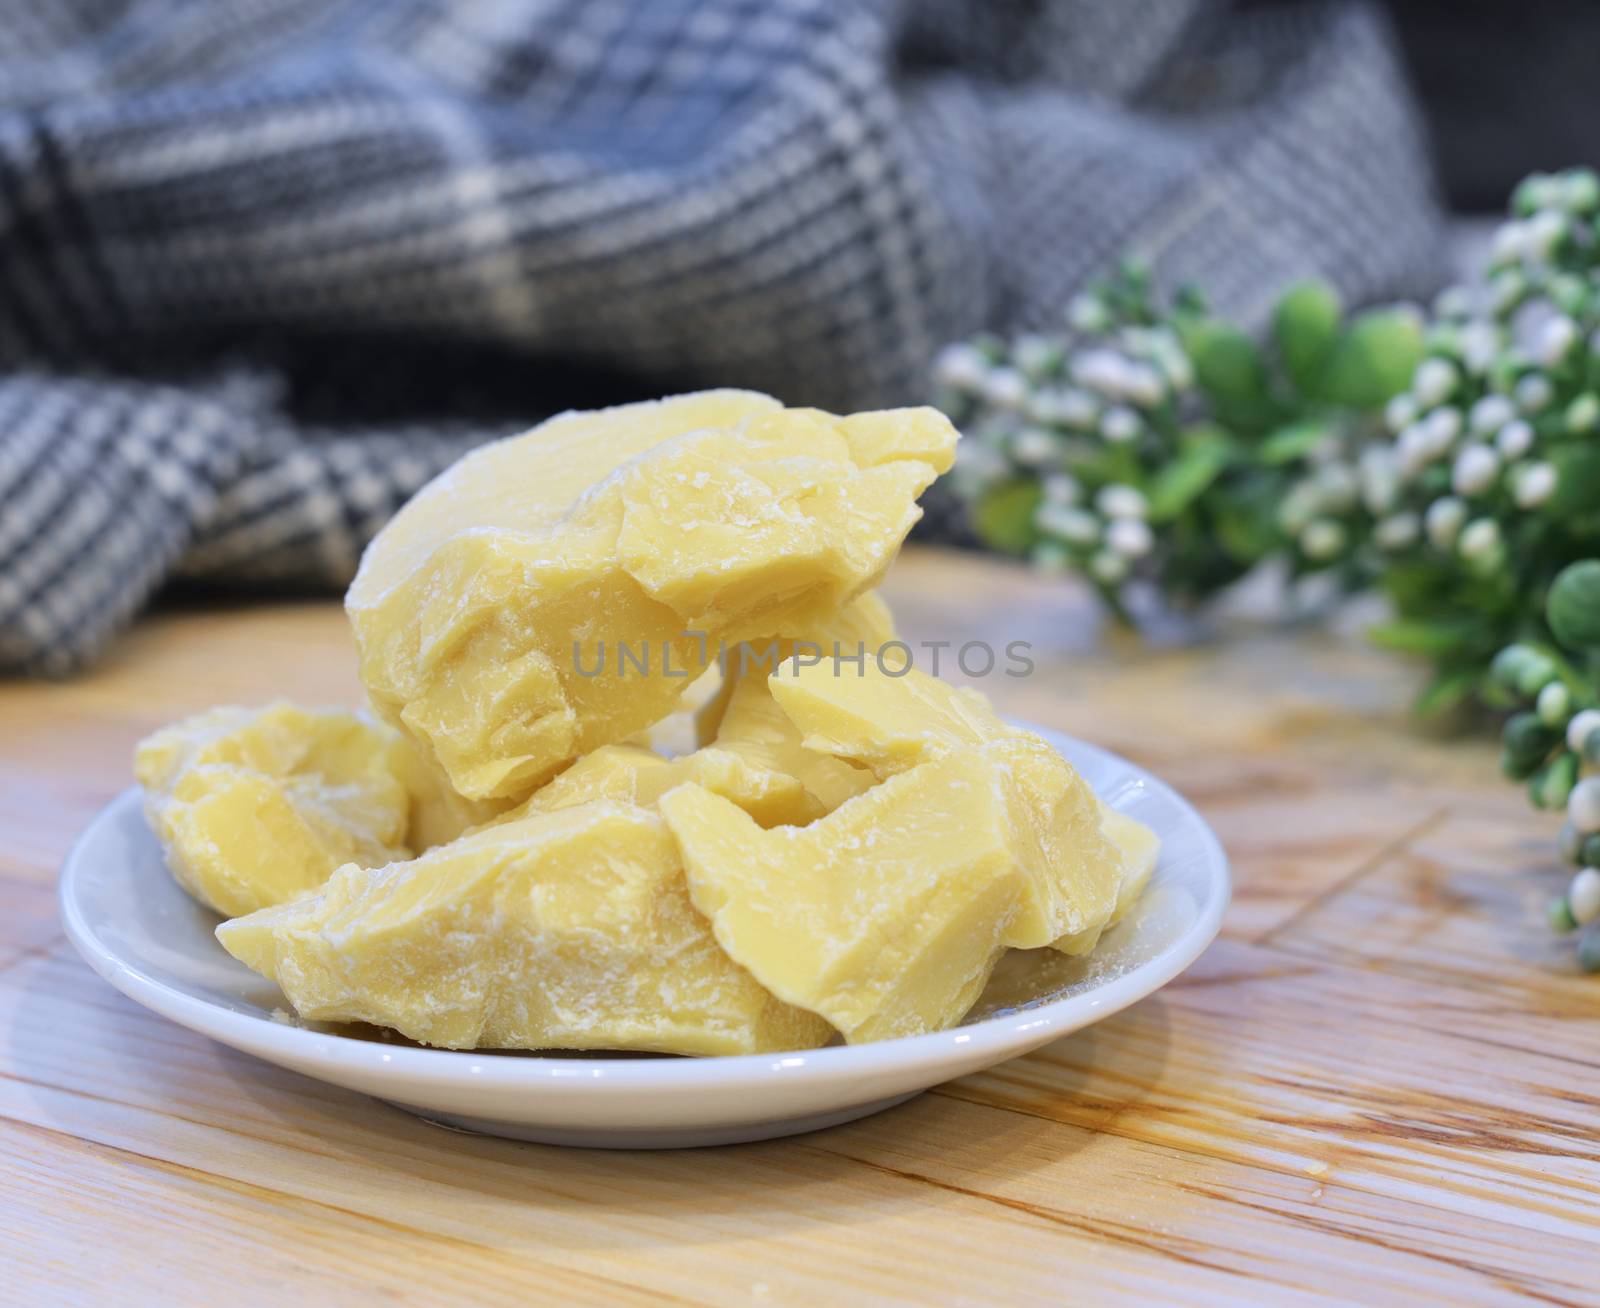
(935, 167, 1600, 966)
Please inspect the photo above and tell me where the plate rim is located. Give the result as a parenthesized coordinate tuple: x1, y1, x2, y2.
(59, 728, 1229, 1093)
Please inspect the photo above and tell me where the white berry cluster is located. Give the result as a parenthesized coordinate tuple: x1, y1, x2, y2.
(1296, 169, 1600, 587)
(1491, 556, 1600, 968)
(932, 170, 1600, 973)
(934, 267, 1201, 594)
(1275, 430, 1382, 563)
(936, 259, 1433, 616)
(1268, 165, 1600, 970)
(1494, 647, 1600, 969)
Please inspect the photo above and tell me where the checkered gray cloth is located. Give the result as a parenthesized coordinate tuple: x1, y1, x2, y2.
(0, 0, 1443, 675)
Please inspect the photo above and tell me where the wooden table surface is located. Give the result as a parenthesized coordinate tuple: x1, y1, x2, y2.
(3, 546, 1596, 1306)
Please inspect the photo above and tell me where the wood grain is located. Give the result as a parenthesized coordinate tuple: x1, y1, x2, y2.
(2, 546, 1596, 1306)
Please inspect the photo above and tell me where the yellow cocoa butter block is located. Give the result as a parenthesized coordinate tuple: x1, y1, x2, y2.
(661, 747, 1086, 1043)
(767, 652, 1010, 778)
(1102, 807, 1161, 917)
(131, 381, 1173, 1057)
(136, 702, 506, 917)
(386, 728, 512, 850)
(707, 672, 876, 816)
(629, 666, 723, 756)
(690, 591, 896, 816)
(694, 590, 898, 748)
(482, 742, 820, 830)
(1053, 808, 1161, 955)
(135, 703, 415, 918)
(217, 801, 835, 1056)
(347, 392, 956, 803)
(767, 660, 1148, 949)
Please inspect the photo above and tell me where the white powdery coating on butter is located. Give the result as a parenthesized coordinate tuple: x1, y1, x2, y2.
(344, 393, 956, 804)
(216, 800, 833, 1057)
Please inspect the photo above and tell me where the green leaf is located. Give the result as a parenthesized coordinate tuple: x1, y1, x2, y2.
(1258, 419, 1335, 466)
(1548, 559, 1600, 651)
(1177, 318, 1277, 431)
(1548, 445, 1600, 517)
(1147, 428, 1231, 522)
(1503, 711, 1558, 769)
(1210, 474, 1283, 566)
(1414, 666, 1479, 718)
(1366, 617, 1485, 657)
(1273, 282, 1342, 394)
(1173, 284, 1208, 318)
(1314, 307, 1424, 410)
(1531, 751, 1579, 810)
(1380, 557, 1463, 613)
(970, 478, 1043, 556)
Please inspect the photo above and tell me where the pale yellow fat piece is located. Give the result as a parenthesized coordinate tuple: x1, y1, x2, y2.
(216, 801, 835, 1056)
(1102, 808, 1161, 918)
(135, 704, 415, 918)
(385, 728, 512, 850)
(690, 591, 895, 816)
(767, 656, 1010, 777)
(706, 673, 876, 816)
(481, 742, 820, 829)
(766, 661, 1141, 949)
(348, 392, 957, 803)
(694, 590, 899, 748)
(662, 742, 1099, 1043)
(629, 666, 723, 756)
(1053, 809, 1161, 955)
(135, 703, 507, 918)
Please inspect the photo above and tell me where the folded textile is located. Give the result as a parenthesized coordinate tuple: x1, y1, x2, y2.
(0, 0, 1443, 673)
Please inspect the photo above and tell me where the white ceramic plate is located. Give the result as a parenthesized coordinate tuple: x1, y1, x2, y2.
(60, 727, 1228, 1149)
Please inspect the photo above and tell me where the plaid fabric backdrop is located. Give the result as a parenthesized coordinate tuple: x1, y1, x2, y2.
(0, 0, 1443, 675)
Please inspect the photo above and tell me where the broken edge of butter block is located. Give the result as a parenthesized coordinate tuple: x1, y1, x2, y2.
(479, 741, 821, 830)
(347, 392, 956, 804)
(766, 660, 1143, 951)
(135, 390, 1170, 1059)
(661, 753, 1045, 1043)
(135, 703, 415, 918)
(134, 702, 504, 917)
(217, 800, 836, 1057)
(694, 590, 898, 749)
(685, 591, 896, 817)
(386, 727, 513, 850)
(1053, 809, 1161, 956)
(767, 652, 1013, 778)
